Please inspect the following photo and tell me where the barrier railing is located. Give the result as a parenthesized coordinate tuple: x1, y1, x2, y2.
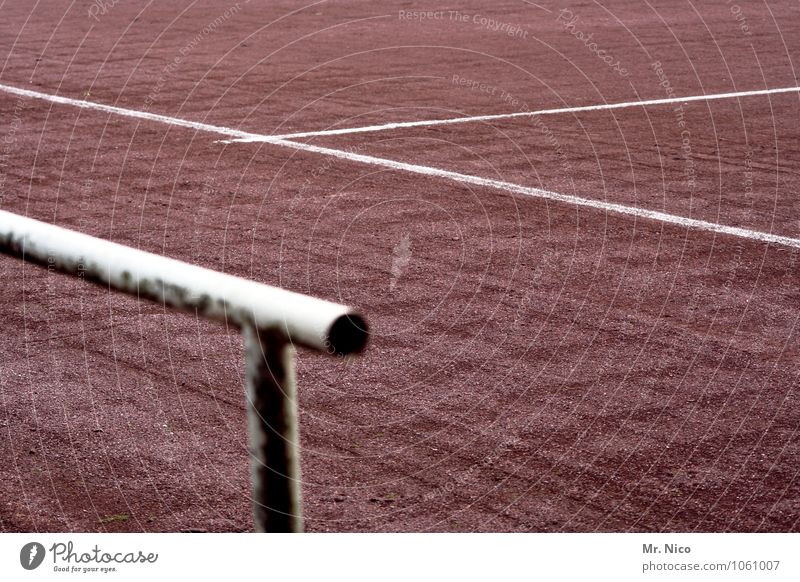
(0, 209, 368, 533)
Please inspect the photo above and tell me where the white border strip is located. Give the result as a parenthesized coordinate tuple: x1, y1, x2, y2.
(267, 138, 800, 249)
(230, 86, 800, 142)
(2, 82, 799, 249)
(0, 82, 262, 141)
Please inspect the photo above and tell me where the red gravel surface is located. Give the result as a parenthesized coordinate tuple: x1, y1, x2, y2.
(1, 0, 798, 532)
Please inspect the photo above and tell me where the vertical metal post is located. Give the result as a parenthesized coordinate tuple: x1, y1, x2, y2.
(243, 324, 303, 533)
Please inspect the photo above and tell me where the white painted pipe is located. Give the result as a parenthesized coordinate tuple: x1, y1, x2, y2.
(0, 210, 368, 355)
(244, 325, 303, 532)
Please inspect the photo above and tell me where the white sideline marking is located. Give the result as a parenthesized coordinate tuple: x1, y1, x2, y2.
(2, 82, 799, 250)
(227, 85, 800, 143)
(0, 82, 264, 141)
(267, 139, 800, 249)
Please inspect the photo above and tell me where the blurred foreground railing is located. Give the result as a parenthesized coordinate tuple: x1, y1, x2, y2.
(0, 210, 368, 532)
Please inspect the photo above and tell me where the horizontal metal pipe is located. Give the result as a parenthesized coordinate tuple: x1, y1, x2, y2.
(0, 210, 368, 355)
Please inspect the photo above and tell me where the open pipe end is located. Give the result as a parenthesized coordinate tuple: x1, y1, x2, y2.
(327, 313, 369, 356)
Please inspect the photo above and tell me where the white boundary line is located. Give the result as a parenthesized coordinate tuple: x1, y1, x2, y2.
(2, 82, 799, 250)
(269, 139, 800, 249)
(0, 82, 264, 141)
(228, 85, 800, 142)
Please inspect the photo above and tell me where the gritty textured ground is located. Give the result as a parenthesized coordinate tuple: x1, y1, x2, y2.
(0, 0, 798, 532)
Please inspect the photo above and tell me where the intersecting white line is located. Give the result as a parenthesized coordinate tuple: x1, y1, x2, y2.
(0, 82, 265, 141)
(267, 139, 800, 249)
(2, 82, 799, 249)
(226, 85, 800, 143)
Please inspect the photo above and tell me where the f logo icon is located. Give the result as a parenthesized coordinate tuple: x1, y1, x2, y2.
(20, 542, 46, 570)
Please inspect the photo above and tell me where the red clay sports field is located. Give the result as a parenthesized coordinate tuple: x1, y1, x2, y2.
(0, 1, 798, 532)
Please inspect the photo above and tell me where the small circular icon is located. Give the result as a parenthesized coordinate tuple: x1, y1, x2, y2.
(20, 542, 46, 570)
